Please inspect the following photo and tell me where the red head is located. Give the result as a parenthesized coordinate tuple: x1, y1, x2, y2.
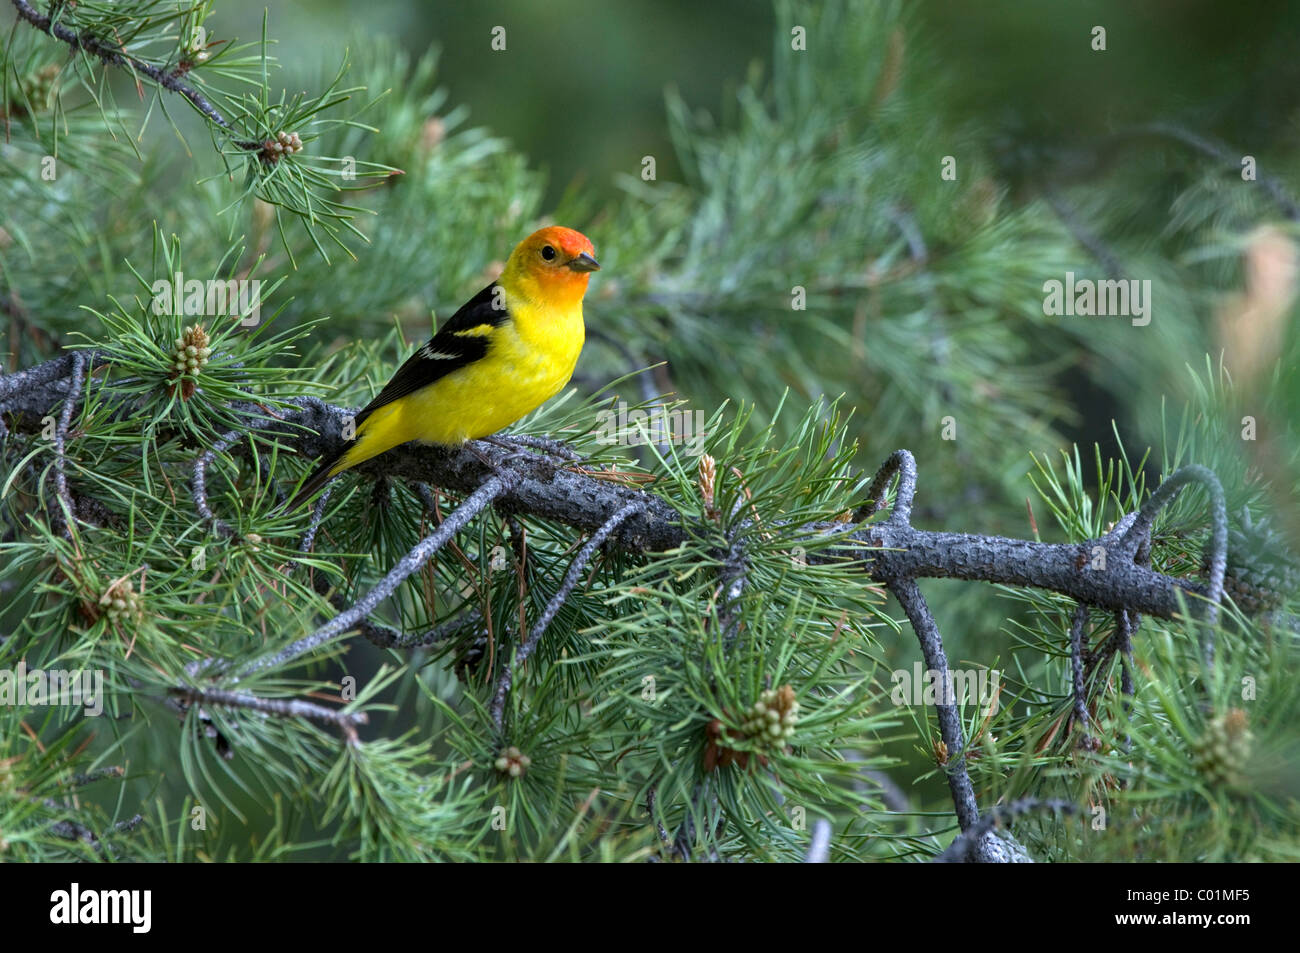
(503, 226, 600, 307)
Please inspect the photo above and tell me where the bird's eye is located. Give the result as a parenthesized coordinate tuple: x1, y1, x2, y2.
(541, 245, 557, 261)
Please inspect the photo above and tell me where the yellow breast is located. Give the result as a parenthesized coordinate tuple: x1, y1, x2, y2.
(384, 291, 584, 448)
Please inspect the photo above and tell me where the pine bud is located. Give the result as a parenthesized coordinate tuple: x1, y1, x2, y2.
(167, 324, 211, 400)
(494, 745, 531, 778)
(260, 132, 303, 163)
(738, 684, 800, 751)
(1192, 708, 1253, 789)
(698, 454, 718, 521)
(98, 578, 144, 626)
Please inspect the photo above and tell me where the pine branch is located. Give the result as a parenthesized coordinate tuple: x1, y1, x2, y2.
(48, 807, 143, 855)
(10, 0, 259, 149)
(1042, 185, 1125, 278)
(47, 348, 84, 536)
(170, 684, 368, 742)
(932, 798, 1077, 863)
(1, 352, 1231, 622)
(888, 576, 980, 832)
(192, 427, 244, 539)
(803, 818, 832, 863)
(1068, 602, 1093, 748)
(1119, 463, 1228, 644)
(489, 499, 643, 732)
(854, 448, 917, 523)
(1113, 122, 1300, 222)
(360, 605, 482, 651)
(0, 350, 1244, 863)
(297, 485, 333, 554)
(233, 474, 518, 678)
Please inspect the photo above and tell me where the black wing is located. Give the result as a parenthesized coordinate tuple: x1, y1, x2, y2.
(354, 282, 510, 427)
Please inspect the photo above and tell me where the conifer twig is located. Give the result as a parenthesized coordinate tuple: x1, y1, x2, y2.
(716, 529, 748, 645)
(859, 766, 912, 814)
(0, 358, 1242, 622)
(192, 429, 242, 539)
(1117, 608, 1136, 699)
(646, 786, 672, 851)
(1118, 463, 1227, 658)
(1116, 608, 1137, 752)
(888, 576, 980, 832)
(855, 448, 917, 523)
(364, 606, 483, 650)
(304, 567, 480, 652)
(804, 818, 833, 863)
(490, 500, 643, 731)
(49, 349, 84, 536)
(1042, 184, 1125, 277)
(48, 808, 143, 854)
(10, 0, 260, 149)
(1115, 122, 1300, 222)
(669, 784, 720, 863)
(172, 684, 368, 742)
(933, 798, 1077, 863)
(239, 474, 518, 677)
(410, 481, 439, 514)
(502, 433, 585, 462)
(65, 767, 125, 788)
(0, 350, 100, 419)
(298, 485, 333, 554)
(1069, 602, 1093, 748)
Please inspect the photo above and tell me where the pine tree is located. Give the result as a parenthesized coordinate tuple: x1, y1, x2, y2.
(1, 0, 1296, 862)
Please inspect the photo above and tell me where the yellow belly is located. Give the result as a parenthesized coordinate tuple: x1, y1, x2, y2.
(335, 302, 584, 474)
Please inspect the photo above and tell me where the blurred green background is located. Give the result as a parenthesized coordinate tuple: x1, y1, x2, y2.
(213, 0, 1300, 209)
(219, 0, 774, 207)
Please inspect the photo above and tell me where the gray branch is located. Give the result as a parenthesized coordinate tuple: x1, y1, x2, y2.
(804, 818, 833, 863)
(490, 500, 643, 731)
(888, 577, 980, 832)
(1, 353, 1229, 623)
(11, 0, 259, 148)
(172, 685, 369, 741)
(933, 798, 1077, 863)
(235, 474, 516, 678)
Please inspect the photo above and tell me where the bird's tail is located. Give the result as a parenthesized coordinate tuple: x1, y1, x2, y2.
(280, 403, 408, 512)
(281, 444, 352, 513)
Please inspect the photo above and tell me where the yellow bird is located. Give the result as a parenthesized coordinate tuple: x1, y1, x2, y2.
(284, 225, 599, 510)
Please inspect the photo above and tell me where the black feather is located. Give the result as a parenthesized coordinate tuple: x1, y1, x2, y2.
(354, 282, 508, 426)
(282, 282, 511, 511)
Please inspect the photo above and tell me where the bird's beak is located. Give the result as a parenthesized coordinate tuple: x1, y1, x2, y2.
(566, 252, 601, 273)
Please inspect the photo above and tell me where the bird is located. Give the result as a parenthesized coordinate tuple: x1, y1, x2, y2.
(282, 225, 599, 511)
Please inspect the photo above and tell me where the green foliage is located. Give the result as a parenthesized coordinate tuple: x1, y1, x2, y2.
(0, 0, 1297, 862)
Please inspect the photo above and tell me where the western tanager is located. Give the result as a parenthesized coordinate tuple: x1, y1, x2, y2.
(284, 225, 599, 510)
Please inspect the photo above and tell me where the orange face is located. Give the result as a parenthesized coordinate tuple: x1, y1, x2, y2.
(511, 226, 600, 300)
